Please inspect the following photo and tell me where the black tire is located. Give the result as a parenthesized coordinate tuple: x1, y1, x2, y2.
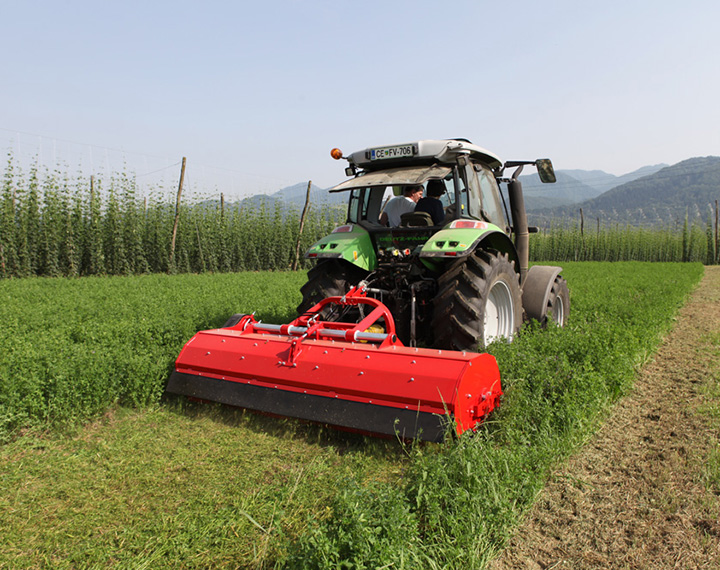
(432, 250, 523, 351)
(545, 276, 570, 327)
(296, 260, 369, 316)
(222, 313, 248, 328)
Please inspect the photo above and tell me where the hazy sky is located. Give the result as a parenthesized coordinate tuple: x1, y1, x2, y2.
(2, 0, 719, 198)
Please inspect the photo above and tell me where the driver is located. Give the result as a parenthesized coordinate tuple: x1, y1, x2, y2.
(414, 179, 445, 225)
(379, 184, 424, 227)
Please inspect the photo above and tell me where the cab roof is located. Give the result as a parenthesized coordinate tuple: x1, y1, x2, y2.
(347, 139, 503, 170)
(329, 164, 452, 192)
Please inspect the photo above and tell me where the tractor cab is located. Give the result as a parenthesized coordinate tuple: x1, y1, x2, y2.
(327, 142, 510, 268)
(330, 141, 508, 231)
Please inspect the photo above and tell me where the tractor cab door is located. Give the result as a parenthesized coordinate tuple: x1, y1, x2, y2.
(454, 161, 507, 228)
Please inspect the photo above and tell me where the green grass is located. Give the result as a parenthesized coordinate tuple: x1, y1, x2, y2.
(0, 405, 402, 569)
(287, 262, 705, 569)
(0, 262, 706, 569)
(0, 272, 306, 440)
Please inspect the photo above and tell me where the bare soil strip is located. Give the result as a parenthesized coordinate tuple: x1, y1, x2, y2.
(490, 266, 720, 570)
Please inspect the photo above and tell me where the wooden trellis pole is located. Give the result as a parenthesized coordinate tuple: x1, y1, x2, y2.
(169, 157, 187, 270)
(292, 180, 312, 271)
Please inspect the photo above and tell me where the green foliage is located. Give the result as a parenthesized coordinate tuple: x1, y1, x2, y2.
(2, 154, 718, 280)
(529, 220, 716, 263)
(0, 272, 305, 440)
(0, 154, 344, 278)
(288, 482, 423, 569)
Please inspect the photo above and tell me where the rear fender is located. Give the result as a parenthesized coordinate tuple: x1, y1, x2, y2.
(304, 224, 376, 271)
(522, 265, 563, 322)
(420, 222, 519, 268)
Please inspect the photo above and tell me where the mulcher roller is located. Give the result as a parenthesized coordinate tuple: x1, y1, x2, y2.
(166, 289, 502, 441)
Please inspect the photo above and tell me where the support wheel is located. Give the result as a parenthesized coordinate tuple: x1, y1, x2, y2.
(297, 260, 369, 316)
(432, 250, 522, 351)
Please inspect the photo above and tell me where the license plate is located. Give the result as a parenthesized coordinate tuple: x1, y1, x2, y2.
(370, 144, 415, 160)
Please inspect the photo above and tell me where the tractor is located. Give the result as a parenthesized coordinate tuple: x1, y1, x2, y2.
(298, 139, 569, 351)
(166, 139, 570, 441)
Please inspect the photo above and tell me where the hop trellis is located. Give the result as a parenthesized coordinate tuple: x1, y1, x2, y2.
(0, 157, 345, 278)
(1, 156, 718, 279)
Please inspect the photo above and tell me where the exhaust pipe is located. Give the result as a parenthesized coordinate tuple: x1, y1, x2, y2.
(503, 159, 555, 285)
(508, 175, 529, 284)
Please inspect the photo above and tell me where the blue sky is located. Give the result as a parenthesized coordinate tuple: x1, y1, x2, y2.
(1, 0, 719, 198)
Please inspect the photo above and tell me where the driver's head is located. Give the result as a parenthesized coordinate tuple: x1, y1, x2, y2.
(426, 179, 445, 198)
(403, 184, 424, 202)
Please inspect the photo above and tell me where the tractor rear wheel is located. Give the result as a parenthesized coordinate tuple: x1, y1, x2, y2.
(432, 250, 522, 351)
(297, 259, 369, 316)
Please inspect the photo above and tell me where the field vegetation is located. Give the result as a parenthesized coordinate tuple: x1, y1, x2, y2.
(0, 262, 705, 568)
(530, 219, 718, 264)
(1, 157, 717, 280)
(0, 156, 343, 278)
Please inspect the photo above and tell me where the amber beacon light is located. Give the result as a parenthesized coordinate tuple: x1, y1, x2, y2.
(330, 148, 344, 160)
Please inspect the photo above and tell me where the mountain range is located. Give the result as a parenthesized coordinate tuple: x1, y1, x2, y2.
(528, 157, 720, 226)
(519, 164, 668, 211)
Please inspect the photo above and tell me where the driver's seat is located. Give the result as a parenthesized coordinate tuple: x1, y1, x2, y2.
(400, 211, 434, 227)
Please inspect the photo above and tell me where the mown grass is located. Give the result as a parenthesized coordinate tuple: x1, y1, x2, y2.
(0, 405, 402, 569)
(699, 325, 720, 494)
(0, 262, 706, 569)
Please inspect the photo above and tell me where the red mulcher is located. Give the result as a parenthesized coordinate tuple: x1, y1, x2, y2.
(166, 287, 502, 442)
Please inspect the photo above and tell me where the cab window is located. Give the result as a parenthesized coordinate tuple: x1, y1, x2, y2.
(348, 186, 393, 224)
(475, 165, 505, 226)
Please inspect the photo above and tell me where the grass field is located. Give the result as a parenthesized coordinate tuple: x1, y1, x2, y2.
(0, 272, 303, 439)
(0, 262, 706, 568)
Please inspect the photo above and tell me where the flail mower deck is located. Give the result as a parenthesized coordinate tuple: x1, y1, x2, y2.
(166, 288, 502, 442)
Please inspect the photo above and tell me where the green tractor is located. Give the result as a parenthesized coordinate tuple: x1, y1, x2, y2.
(298, 139, 569, 351)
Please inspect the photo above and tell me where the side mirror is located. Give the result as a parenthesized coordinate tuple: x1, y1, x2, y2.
(535, 159, 556, 184)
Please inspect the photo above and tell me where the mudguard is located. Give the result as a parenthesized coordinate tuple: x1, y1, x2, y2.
(305, 224, 376, 271)
(420, 221, 518, 266)
(522, 265, 563, 322)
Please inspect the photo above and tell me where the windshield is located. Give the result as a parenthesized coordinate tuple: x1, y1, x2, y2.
(347, 174, 456, 226)
(341, 163, 503, 227)
(473, 163, 505, 225)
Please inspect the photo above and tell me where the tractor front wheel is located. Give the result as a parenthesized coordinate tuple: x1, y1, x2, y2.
(432, 250, 523, 351)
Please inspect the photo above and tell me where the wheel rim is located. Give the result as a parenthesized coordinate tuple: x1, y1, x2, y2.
(484, 280, 515, 344)
(553, 295, 565, 325)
